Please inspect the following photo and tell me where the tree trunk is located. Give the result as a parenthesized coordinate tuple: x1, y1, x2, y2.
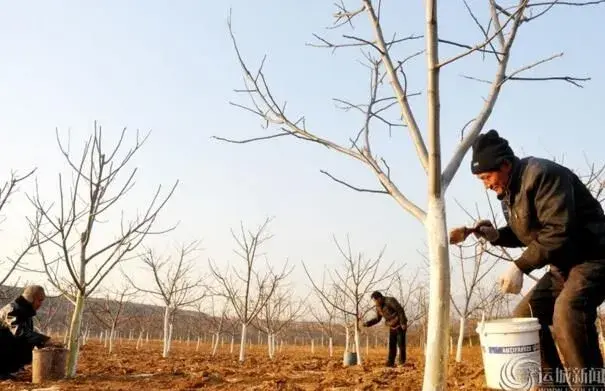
(239, 323, 247, 363)
(267, 333, 274, 359)
(328, 336, 333, 357)
(354, 325, 363, 366)
(196, 336, 201, 352)
(421, 0, 450, 389)
(344, 325, 350, 354)
(136, 330, 143, 350)
(422, 197, 450, 389)
(456, 317, 465, 362)
(212, 332, 220, 356)
(230, 335, 235, 354)
(162, 306, 171, 358)
(66, 291, 85, 377)
(109, 323, 116, 354)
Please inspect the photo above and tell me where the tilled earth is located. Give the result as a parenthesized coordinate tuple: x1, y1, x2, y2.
(2, 340, 488, 390)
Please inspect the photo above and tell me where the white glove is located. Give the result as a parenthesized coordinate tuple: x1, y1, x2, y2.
(498, 263, 524, 294)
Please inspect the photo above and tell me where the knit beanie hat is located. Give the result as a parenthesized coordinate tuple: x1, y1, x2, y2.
(470, 129, 515, 174)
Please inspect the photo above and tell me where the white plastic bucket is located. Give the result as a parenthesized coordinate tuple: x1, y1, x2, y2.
(476, 317, 542, 390)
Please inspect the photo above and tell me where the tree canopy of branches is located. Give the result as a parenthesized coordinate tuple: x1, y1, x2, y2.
(209, 217, 291, 363)
(0, 169, 42, 286)
(30, 123, 178, 376)
(302, 235, 396, 365)
(126, 241, 205, 358)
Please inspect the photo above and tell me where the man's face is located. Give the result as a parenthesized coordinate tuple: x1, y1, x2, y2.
(32, 295, 45, 311)
(476, 161, 512, 196)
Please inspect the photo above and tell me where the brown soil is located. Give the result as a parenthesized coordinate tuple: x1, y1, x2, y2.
(2, 340, 489, 390)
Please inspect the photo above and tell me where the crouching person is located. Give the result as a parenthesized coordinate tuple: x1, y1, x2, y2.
(0, 285, 51, 379)
(361, 291, 407, 367)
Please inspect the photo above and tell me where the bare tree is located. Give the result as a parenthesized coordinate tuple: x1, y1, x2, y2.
(449, 244, 498, 362)
(217, 2, 604, 388)
(0, 170, 46, 285)
(30, 124, 177, 376)
(303, 236, 395, 365)
(89, 284, 136, 354)
(209, 218, 291, 363)
(126, 241, 205, 358)
(254, 287, 304, 359)
(203, 296, 228, 356)
(308, 286, 341, 357)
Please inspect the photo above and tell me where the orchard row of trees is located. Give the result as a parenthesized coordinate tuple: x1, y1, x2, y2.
(1, 124, 604, 378)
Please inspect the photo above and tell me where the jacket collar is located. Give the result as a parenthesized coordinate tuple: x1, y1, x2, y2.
(497, 156, 523, 202)
(15, 295, 36, 317)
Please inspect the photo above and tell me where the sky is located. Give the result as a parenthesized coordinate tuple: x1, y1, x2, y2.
(0, 1, 604, 309)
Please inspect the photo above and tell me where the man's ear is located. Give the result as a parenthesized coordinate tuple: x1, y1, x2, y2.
(500, 159, 512, 172)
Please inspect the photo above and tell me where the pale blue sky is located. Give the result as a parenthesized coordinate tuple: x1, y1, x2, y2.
(0, 1, 603, 303)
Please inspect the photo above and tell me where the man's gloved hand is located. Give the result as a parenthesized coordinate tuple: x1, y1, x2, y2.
(473, 220, 499, 242)
(498, 263, 524, 294)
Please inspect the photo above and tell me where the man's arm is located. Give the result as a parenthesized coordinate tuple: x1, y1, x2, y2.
(514, 166, 577, 274)
(363, 311, 382, 328)
(4, 307, 50, 347)
(491, 226, 525, 248)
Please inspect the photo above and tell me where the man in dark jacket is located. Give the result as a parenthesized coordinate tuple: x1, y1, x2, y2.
(0, 285, 51, 379)
(451, 129, 605, 390)
(361, 291, 407, 367)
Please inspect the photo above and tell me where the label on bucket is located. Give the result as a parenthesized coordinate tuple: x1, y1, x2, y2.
(487, 343, 539, 354)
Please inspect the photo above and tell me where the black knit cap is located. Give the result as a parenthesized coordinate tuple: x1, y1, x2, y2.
(470, 129, 515, 174)
(370, 291, 383, 300)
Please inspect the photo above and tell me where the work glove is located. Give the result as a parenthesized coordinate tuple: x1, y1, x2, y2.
(473, 220, 499, 242)
(498, 263, 524, 294)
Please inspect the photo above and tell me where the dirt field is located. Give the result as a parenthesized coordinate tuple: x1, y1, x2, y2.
(3, 340, 488, 390)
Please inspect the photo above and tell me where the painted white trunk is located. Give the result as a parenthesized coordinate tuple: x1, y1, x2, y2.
(63, 328, 68, 345)
(344, 325, 350, 354)
(230, 335, 235, 354)
(267, 333, 274, 359)
(109, 324, 116, 354)
(136, 331, 143, 350)
(212, 332, 220, 356)
(196, 336, 201, 352)
(238, 323, 247, 362)
(456, 317, 465, 362)
(421, 197, 451, 391)
(66, 291, 85, 377)
(162, 306, 172, 358)
(354, 325, 363, 366)
(311, 339, 315, 354)
(365, 335, 369, 356)
(328, 337, 333, 357)
(82, 327, 89, 346)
